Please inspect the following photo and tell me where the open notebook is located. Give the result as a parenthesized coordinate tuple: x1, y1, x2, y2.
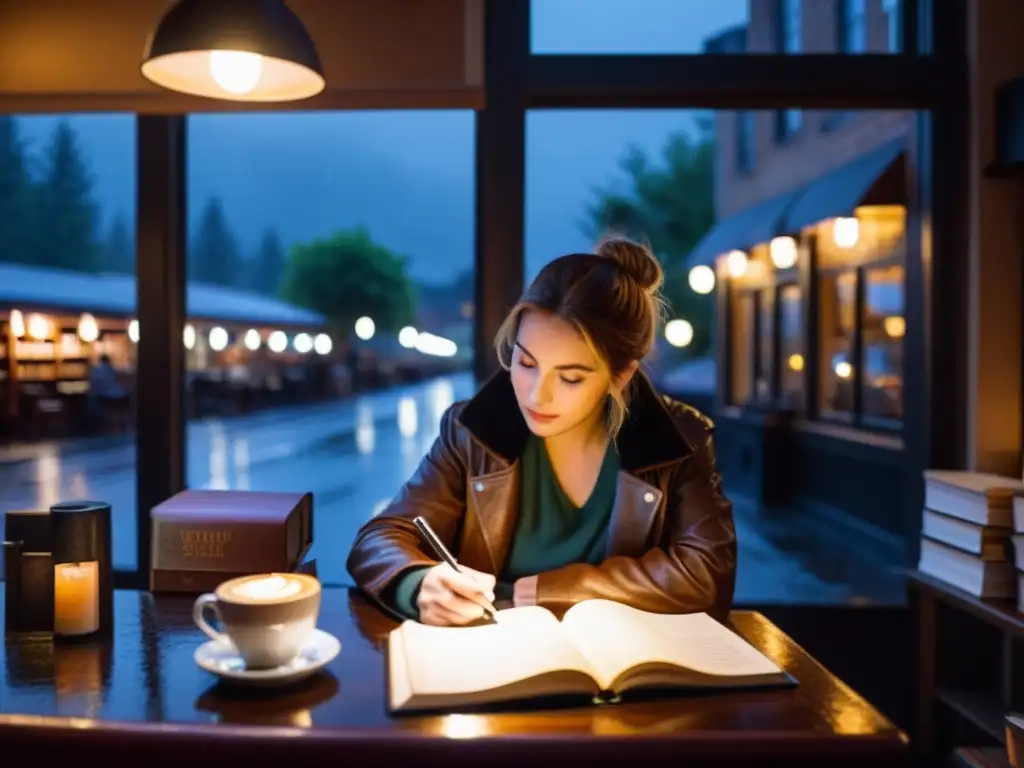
(387, 598, 795, 713)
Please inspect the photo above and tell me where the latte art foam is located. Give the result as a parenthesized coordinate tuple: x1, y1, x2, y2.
(231, 575, 304, 601)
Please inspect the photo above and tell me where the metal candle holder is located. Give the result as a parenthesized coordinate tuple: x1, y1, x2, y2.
(50, 502, 113, 640)
(3, 509, 54, 635)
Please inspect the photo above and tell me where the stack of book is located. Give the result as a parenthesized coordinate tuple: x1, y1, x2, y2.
(918, 470, 1021, 600)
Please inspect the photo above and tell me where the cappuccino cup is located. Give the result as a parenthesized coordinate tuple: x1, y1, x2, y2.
(193, 572, 321, 670)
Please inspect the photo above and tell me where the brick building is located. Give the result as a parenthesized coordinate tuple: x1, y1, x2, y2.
(688, 0, 914, 549)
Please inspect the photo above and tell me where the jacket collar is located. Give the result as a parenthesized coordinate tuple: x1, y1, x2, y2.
(456, 369, 694, 473)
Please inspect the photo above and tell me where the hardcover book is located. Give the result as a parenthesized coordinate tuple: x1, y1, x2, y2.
(149, 489, 313, 593)
(387, 599, 795, 714)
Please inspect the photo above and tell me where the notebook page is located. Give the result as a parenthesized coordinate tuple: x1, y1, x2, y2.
(398, 606, 595, 695)
(641, 611, 783, 677)
(562, 600, 781, 681)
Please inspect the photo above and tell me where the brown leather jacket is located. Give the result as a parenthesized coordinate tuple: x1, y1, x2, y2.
(346, 371, 737, 620)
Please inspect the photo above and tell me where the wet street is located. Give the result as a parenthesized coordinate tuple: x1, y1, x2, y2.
(0, 374, 904, 604)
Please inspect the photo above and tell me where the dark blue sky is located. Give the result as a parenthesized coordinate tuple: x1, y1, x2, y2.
(14, 1, 746, 285)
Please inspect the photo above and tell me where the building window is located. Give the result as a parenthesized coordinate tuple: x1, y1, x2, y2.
(778, 284, 805, 411)
(775, 108, 802, 142)
(737, 111, 755, 173)
(730, 291, 756, 406)
(778, 0, 802, 53)
(819, 270, 857, 417)
(883, 0, 903, 53)
(755, 288, 774, 401)
(861, 264, 904, 421)
(839, 0, 867, 53)
(727, 245, 773, 406)
(817, 206, 906, 426)
(716, 119, 909, 434)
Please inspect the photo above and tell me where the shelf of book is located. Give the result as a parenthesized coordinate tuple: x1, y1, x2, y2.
(909, 569, 1023, 765)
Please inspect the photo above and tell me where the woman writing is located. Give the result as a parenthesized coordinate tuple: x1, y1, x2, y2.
(346, 237, 736, 625)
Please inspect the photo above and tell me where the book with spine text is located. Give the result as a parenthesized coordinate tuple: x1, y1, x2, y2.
(149, 489, 313, 593)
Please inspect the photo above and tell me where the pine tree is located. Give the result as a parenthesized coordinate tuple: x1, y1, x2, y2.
(0, 116, 35, 266)
(252, 228, 286, 294)
(36, 120, 101, 272)
(102, 213, 134, 274)
(189, 196, 240, 286)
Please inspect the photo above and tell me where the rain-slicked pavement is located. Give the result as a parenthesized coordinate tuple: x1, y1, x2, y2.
(0, 374, 905, 604)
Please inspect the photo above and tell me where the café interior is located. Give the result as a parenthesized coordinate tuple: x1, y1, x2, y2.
(2, 1, 1024, 766)
(0, 264, 331, 439)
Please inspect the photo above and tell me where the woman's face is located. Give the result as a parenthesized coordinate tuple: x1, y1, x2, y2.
(510, 310, 621, 439)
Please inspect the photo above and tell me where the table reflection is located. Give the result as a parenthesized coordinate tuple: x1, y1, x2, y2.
(194, 673, 339, 727)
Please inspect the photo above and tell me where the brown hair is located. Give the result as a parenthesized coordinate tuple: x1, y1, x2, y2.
(494, 235, 666, 437)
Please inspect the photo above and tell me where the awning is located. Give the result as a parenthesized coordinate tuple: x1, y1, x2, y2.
(685, 187, 802, 268)
(0, 263, 325, 327)
(781, 138, 905, 234)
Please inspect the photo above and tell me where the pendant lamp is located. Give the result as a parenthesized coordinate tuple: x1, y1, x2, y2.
(141, 0, 325, 102)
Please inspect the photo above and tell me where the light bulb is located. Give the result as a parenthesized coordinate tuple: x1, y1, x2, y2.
(209, 50, 263, 95)
(687, 265, 716, 295)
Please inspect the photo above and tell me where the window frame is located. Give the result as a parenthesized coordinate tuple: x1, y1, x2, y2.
(0, 0, 963, 587)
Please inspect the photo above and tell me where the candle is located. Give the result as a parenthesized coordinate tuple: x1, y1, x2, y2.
(53, 561, 99, 636)
(50, 501, 113, 637)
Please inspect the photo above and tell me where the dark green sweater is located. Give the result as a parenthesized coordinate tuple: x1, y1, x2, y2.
(391, 435, 619, 617)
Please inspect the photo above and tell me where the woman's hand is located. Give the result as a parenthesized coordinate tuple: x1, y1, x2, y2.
(416, 563, 497, 626)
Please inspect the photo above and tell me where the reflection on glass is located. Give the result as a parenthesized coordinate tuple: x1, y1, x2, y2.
(398, 395, 419, 477)
(820, 271, 856, 416)
(208, 421, 229, 489)
(428, 378, 455, 424)
(355, 401, 375, 456)
(861, 265, 903, 420)
(234, 438, 251, 490)
(54, 643, 107, 717)
(0, 113, 138, 569)
(778, 285, 804, 411)
(398, 396, 418, 439)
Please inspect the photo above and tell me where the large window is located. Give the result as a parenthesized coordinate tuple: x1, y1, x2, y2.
(0, 113, 138, 570)
(527, 104, 924, 604)
(716, 110, 911, 429)
(526, 109, 717, 395)
(530, 0, 909, 55)
(183, 111, 474, 585)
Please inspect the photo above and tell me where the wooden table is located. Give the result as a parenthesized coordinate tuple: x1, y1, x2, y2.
(0, 588, 909, 766)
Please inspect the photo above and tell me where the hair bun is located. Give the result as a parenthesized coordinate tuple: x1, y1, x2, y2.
(596, 236, 664, 293)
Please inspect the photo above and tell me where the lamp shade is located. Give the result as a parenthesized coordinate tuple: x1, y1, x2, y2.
(141, 0, 325, 102)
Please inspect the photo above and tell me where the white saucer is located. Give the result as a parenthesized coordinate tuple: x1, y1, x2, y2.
(194, 629, 341, 688)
